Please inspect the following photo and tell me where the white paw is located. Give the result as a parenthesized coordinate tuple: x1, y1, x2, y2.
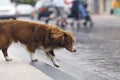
(31, 59, 38, 62)
(5, 57, 12, 61)
(54, 63, 60, 67)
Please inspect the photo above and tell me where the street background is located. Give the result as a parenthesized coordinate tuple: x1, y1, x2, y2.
(1, 0, 120, 80)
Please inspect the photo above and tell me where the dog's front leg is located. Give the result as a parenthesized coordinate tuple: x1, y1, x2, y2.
(27, 45, 38, 62)
(30, 53, 38, 62)
(46, 50, 59, 67)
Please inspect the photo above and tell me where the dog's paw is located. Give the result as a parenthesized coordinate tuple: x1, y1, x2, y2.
(54, 64, 60, 68)
(31, 59, 38, 62)
(5, 57, 12, 61)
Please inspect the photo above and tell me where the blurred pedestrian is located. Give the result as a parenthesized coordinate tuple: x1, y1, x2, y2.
(45, 0, 68, 28)
(70, 0, 93, 29)
(79, 2, 93, 27)
(70, 0, 80, 28)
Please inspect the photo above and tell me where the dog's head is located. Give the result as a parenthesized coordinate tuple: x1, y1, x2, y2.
(51, 29, 76, 52)
(63, 31, 76, 52)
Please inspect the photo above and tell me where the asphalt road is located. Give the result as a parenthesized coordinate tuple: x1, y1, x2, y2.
(7, 16, 120, 80)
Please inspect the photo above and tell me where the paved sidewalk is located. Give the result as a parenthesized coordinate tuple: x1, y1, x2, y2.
(0, 52, 53, 80)
(71, 15, 120, 80)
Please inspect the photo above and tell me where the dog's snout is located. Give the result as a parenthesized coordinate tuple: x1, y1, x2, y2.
(72, 47, 77, 52)
(66, 46, 77, 52)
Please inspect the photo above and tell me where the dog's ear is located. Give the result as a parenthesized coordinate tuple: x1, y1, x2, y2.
(63, 31, 73, 45)
(58, 33, 64, 45)
(51, 29, 63, 39)
(52, 32, 64, 39)
(63, 32, 68, 45)
(51, 30, 65, 44)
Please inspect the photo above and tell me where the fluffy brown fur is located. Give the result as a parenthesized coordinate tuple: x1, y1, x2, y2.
(0, 20, 76, 67)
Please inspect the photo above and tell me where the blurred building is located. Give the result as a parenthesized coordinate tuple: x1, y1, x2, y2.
(85, 0, 113, 14)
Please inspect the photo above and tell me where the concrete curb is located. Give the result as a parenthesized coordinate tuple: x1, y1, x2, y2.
(0, 52, 53, 80)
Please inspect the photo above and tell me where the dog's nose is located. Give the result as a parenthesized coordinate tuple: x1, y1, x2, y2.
(73, 49, 77, 52)
(72, 48, 77, 52)
(72, 47, 77, 52)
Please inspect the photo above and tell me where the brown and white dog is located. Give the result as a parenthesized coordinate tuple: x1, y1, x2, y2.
(0, 20, 76, 67)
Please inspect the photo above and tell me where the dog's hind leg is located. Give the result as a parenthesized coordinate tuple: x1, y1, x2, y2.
(0, 35, 13, 61)
(46, 50, 59, 67)
(2, 48, 12, 61)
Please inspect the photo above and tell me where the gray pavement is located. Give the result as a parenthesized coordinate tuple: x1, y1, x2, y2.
(0, 51, 53, 80)
(70, 15, 120, 80)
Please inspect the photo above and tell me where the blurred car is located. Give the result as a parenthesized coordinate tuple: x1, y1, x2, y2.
(0, 0, 18, 19)
(34, 0, 54, 19)
(17, 4, 34, 18)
